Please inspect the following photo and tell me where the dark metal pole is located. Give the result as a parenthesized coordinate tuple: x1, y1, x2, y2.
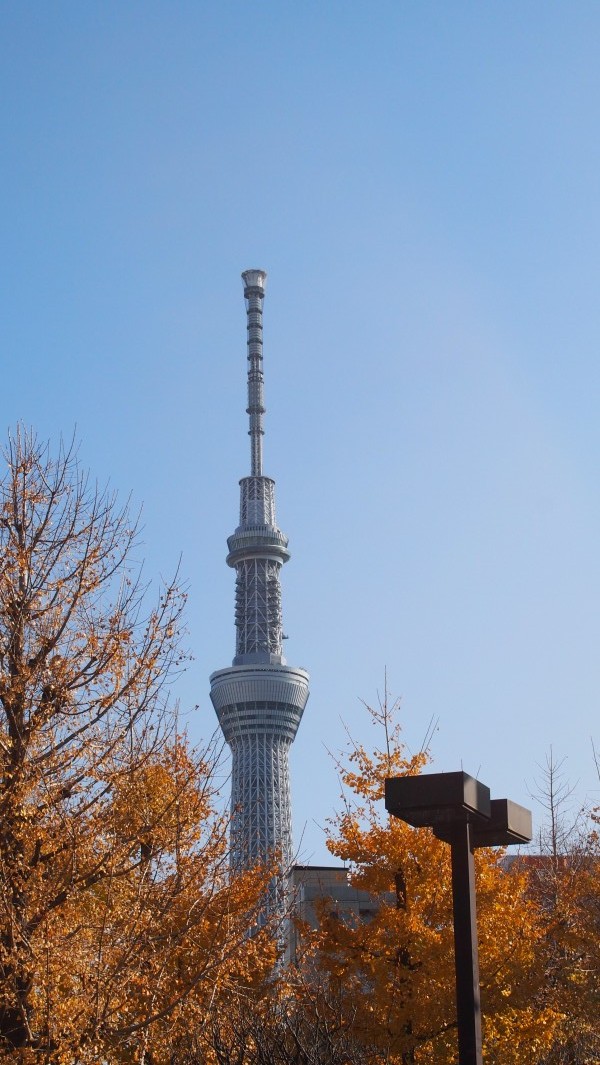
(449, 821, 483, 1065)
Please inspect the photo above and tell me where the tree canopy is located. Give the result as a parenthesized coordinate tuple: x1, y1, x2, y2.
(294, 692, 562, 1063)
(0, 429, 276, 1063)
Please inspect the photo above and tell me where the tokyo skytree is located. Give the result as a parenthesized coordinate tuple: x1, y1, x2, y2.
(210, 270, 309, 874)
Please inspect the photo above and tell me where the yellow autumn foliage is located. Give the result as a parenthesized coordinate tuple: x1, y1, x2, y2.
(0, 429, 277, 1063)
(297, 692, 561, 1063)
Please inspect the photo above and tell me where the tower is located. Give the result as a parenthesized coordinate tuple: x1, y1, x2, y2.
(210, 270, 309, 876)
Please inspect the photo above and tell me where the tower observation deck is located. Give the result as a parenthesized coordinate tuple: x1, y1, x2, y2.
(210, 270, 309, 875)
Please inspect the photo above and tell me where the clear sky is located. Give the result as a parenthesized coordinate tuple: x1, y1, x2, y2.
(2, 2, 599, 862)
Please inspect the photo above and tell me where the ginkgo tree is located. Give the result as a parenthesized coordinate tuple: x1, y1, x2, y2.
(0, 428, 277, 1064)
(296, 690, 561, 1064)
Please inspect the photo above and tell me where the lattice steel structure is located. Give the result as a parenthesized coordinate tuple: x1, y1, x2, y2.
(210, 270, 309, 877)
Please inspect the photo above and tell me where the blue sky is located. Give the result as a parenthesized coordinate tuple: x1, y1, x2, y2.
(2, 3, 599, 861)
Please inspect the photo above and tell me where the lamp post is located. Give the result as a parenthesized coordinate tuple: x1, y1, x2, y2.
(385, 772, 532, 1065)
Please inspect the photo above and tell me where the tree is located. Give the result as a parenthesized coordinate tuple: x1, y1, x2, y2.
(297, 690, 560, 1064)
(526, 750, 600, 1064)
(181, 976, 369, 1065)
(0, 428, 276, 1063)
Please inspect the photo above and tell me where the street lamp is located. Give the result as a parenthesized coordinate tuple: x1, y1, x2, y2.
(385, 772, 532, 1065)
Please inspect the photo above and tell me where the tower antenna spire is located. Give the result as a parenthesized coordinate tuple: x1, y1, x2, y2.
(241, 268, 267, 477)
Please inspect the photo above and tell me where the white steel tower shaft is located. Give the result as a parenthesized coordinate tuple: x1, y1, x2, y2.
(210, 271, 309, 881)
